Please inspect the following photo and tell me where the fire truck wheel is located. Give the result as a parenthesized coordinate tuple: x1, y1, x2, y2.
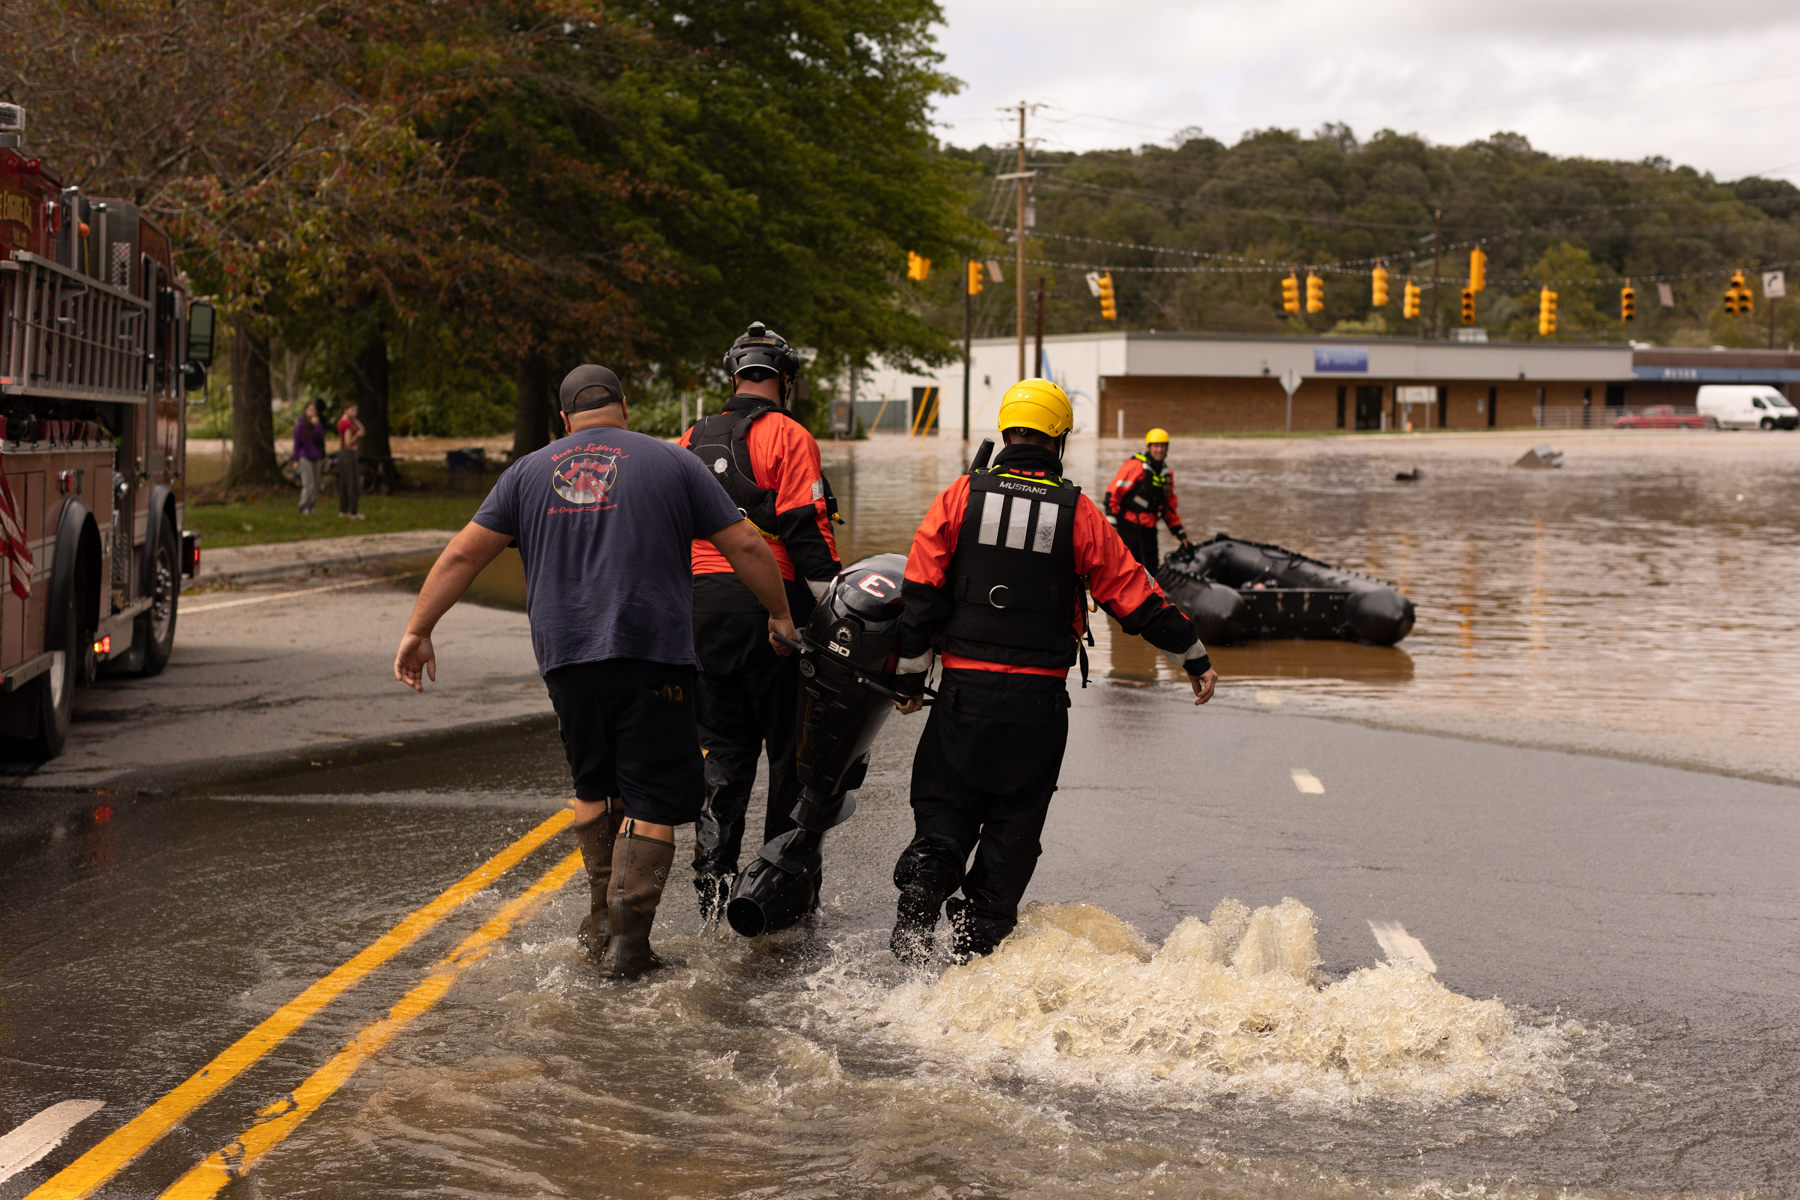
(140, 516, 179, 676)
(26, 588, 78, 760)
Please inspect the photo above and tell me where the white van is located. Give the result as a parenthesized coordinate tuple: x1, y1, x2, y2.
(1695, 385, 1799, 430)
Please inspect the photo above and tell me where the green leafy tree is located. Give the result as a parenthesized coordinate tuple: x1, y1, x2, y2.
(1508, 242, 1605, 341)
(938, 125, 1800, 347)
(605, 0, 979, 408)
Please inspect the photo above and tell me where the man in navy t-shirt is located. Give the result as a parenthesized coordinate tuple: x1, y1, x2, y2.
(394, 365, 795, 979)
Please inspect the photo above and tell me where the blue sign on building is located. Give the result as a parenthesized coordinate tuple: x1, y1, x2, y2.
(1314, 346, 1369, 373)
(1632, 365, 1800, 383)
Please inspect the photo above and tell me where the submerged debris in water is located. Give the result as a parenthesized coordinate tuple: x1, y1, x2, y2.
(898, 899, 1567, 1106)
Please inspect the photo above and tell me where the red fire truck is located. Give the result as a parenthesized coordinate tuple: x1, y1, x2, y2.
(0, 103, 208, 758)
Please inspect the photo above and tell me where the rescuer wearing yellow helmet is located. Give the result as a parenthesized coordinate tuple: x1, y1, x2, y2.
(1105, 426, 1189, 573)
(885, 379, 1218, 965)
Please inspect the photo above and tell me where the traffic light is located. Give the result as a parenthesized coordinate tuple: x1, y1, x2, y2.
(1371, 265, 1389, 307)
(1461, 287, 1476, 325)
(1469, 247, 1487, 293)
(1402, 279, 1421, 319)
(906, 251, 930, 282)
(1724, 269, 1752, 315)
(1305, 271, 1324, 314)
(1281, 272, 1300, 314)
(1538, 286, 1558, 336)
(1621, 281, 1636, 322)
(967, 260, 983, 295)
(1098, 272, 1117, 320)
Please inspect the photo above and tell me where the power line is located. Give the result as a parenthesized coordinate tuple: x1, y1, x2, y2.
(1025, 70, 1800, 140)
(1001, 237, 1796, 285)
(993, 225, 1796, 281)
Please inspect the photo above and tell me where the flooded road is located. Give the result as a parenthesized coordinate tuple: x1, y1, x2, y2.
(0, 429, 1796, 1198)
(393, 428, 1800, 780)
(9, 697, 1795, 1198)
(828, 430, 1800, 785)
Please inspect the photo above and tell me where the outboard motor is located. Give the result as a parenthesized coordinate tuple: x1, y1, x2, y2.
(725, 553, 909, 938)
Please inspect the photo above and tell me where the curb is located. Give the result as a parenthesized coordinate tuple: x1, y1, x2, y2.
(183, 531, 457, 590)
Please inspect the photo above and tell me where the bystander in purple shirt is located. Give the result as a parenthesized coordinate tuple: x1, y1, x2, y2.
(294, 415, 326, 460)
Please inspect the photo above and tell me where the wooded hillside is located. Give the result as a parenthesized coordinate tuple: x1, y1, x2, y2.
(925, 125, 1800, 350)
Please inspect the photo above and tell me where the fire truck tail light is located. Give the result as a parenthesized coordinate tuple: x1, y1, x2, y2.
(93, 636, 110, 656)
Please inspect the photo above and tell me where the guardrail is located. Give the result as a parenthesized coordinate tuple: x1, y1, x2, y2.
(1533, 405, 1713, 430)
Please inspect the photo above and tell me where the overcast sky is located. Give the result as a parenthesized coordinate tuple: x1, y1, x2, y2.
(931, 0, 1800, 183)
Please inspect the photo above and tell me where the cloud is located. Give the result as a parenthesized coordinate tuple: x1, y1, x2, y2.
(932, 0, 1800, 180)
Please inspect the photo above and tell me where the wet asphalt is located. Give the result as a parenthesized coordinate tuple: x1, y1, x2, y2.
(0, 573, 1792, 1196)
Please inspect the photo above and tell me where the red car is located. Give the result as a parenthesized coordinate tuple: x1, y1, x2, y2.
(1615, 405, 1715, 429)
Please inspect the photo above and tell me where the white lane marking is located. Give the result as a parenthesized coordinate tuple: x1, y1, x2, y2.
(1290, 768, 1324, 794)
(1368, 920, 1438, 973)
(1255, 689, 1282, 705)
(182, 577, 381, 615)
(0, 1099, 106, 1182)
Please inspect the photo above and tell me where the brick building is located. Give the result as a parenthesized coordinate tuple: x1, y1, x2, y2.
(1627, 347, 1800, 407)
(866, 332, 1634, 438)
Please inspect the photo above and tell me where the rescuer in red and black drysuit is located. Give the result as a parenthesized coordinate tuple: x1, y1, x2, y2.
(1105, 427, 1189, 574)
(681, 322, 841, 921)
(887, 380, 1219, 964)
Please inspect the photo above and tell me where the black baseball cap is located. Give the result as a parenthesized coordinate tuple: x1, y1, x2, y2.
(558, 364, 625, 413)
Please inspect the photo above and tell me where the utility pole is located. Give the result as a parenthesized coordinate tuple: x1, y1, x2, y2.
(996, 102, 1036, 381)
(962, 257, 973, 441)
(1430, 208, 1442, 340)
(1768, 244, 1781, 350)
(1016, 102, 1028, 382)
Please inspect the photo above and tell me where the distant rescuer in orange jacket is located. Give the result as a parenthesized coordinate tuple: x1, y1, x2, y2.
(1106, 427, 1189, 573)
(887, 380, 1219, 964)
(680, 322, 842, 921)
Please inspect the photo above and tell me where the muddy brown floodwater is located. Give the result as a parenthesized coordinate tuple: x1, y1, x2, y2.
(820, 430, 1800, 785)
(410, 429, 1800, 781)
(288, 427, 1800, 1200)
(405, 426, 1800, 784)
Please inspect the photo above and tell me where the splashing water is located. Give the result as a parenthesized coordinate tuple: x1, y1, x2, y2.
(854, 898, 1570, 1110)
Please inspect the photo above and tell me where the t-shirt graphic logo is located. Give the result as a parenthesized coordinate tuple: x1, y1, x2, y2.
(551, 452, 618, 505)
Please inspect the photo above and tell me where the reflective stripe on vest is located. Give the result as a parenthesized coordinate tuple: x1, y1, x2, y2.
(1125, 452, 1169, 512)
(940, 468, 1082, 667)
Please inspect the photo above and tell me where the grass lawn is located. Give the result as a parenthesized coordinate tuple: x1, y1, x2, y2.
(183, 492, 489, 548)
(183, 447, 495, 547)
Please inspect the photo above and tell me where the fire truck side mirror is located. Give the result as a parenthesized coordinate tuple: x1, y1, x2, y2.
(183, 361, 208, 397)
(185, 301, 216, 367)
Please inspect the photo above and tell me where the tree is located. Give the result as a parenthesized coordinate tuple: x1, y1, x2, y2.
(1508, 242, 1605, 341)
(931, 125, 1800, 348)
(2, 0, 611, 483)
(604, 0, 978, 395)
(426, 0, 978, 459)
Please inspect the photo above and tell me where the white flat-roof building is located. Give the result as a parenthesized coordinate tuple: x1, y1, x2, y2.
(854, 332, 1636, 438)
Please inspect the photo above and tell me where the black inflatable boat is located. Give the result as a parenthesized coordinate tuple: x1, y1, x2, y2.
(1156, 535, 1415, 646)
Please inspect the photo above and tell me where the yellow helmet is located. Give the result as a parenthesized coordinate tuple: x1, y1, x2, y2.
(997, 378, 1073, 438)
(1145, 427, 1170, 445)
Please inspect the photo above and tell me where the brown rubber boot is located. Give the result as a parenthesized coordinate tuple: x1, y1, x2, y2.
(572, 797, 623, 957)
(601, 824, 676, 980)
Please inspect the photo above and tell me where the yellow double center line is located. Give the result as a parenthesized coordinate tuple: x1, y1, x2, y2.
(163, 850, 583, 1198)
(29, 808, 575, 1200)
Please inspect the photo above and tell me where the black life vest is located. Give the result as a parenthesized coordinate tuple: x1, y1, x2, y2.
(1122, 452, 1170, 515)
(939, 467, 1082, 669)
(688, 398, 780, 537)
